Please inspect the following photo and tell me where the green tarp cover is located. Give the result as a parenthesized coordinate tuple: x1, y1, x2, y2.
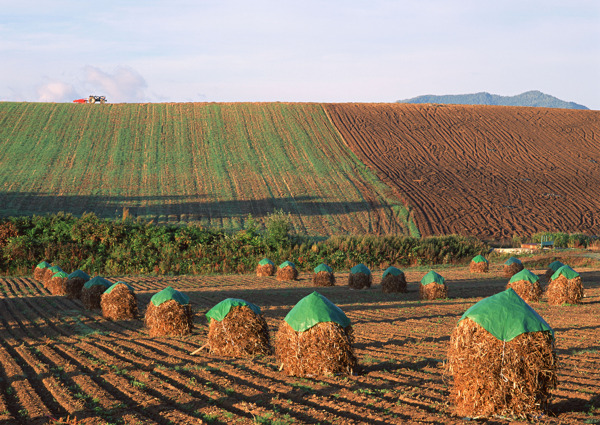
(104, 282, 134, 295)
(472, 255, 488, 264)
(314, 264, 333, 274)
(504, 257, 522, 266)
(350, 264, 371, 275)
(279, 261, 296, 269)
(68, 270, 90, 281)
(52, 271, 69, 279)
(206, 298, 261, 322)
(421, 271, 445, 286)
(150, 286, 189, 307)
(36, 261, 51, 269)
(382, 266, 403, 278)
(284, 291, 351, 332)
(459, 288, 554, 341)
(84, 276, 113, 289)
(48, 265, 63, 273)
(548, 261, 564, 272)
(509, 269, 539, 284)
(258, 258, 274, 266)
(551, 265, 580, 281)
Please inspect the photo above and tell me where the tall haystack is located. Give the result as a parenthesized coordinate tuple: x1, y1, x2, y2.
(447, 288, 558, 419)
(205, 298, 271, 356)
(81, 277, 113, 309)
(48, 271, 69, 296)
(380, 266, 406, 293)
(312, 263, 335, 287)
(101, 282, 138, 321)
(276, 261, 298, 281)
(34, 261, 51, 282)
(506, 269, 542, 303)
(275, 291, 357, 377)
(348, 263, 372, 289)
(470, 255, 489, 273)
(419, 270, 447, 300)
(503, 257, 523, 278)
(256, 258, 276, 277)
(544, 261, 564, 282)
(546, 265, 584, 305)
(65, 270, 91, 300)
(43, 265, 63, 289)
(144, 286, 193, 337)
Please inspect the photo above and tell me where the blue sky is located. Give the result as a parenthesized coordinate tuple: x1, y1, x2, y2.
(1, 1, 599, 109)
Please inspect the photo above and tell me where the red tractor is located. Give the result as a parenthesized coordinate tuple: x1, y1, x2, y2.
(72, 95, 107, 104)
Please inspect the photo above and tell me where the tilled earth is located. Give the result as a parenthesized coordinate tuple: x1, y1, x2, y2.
(0, 258, 599, 424)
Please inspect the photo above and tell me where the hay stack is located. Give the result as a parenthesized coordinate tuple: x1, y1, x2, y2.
(144, 286, 193, 337)
(48, 271, 69, 296)
(256, 258, 276, 277)
(312, 263, 335, 287)
(276, 261, 298, 281)
(544, 261, 564, 282)
(506, 269, 543, 303)
(546, 265, 584, 305)
(381, 266, 406, 293)
(348, 263, 372, 289)
(43, 265, 63, 289)
(503, 257, 523, 278)
(470, 255, 489, 273)
(81, 277, 113, 310)
(447, 288, 558, 418)
(205, 299, 271, 356)
(420, 270, 447, 300)
(65, 270, 91, 300)
(101, 282, 138, 321)
(33, 261, 51, 282)
(275, 291, 357, 377)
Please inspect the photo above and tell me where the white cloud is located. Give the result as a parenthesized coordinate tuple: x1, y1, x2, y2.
(83, 66, 148, 103)
(36, 80, 78, 102)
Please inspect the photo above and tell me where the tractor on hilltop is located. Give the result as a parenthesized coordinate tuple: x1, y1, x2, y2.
(73, 95, 107, 104)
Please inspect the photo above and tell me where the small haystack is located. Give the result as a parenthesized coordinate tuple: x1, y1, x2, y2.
(447, 288, 558, 419)
(65, 270, 91, 300)
(503, 257, 523, 278)
(34, 261, 51, 282)
(43, 265, 63, 289)
(205, 298, 271, 356)
(312, 263, 335, 287)
(506, 269, 543, 303)
(48, 271, 69, 296)
(276, 261, 298, 281)
(546, 265, 584, 305)
(348, 263, 372, 289)
(470, 255, 489, 273)
(381, 266, 406, 293)
(256, 258, 276, 277)
(544, 261, 564, 282)
(101, 282, 138, 321)
(275, 291, 357, 377)
(144, 286, 193, 337)
(419, 270, 447, 300)
(81, 277, 113, 309)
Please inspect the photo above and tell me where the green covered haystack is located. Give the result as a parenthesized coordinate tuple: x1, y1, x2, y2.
(420, 270, 447, 300)
(145, 287, 193, 336)
(48, 271, 69, 296)
(546, 265, 584, 305)
(470, 255, 489, 273)
(381, 266, 407, 293)
(65, 270, 91, 300)
(348, 263, 372, 289)
(81, 276, 113, 309)
(506, 269, 542, 303)
(312, 263, 335, 287)
(256, 258, 276, 277)
(101, 282, 138, 321)
(276, 261, 298, 281)
(503, 257, 524, 278)
(34, 261, 51, 281)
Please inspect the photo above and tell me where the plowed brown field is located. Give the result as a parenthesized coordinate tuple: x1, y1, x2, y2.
(0, 255, 599, 424)
(324, 103, 600, 240)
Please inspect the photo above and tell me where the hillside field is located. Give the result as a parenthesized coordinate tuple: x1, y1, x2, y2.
(0, 254, 598, 424)
(0, 102, 414, 237)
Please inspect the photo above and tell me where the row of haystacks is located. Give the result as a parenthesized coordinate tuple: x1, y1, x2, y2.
(505, 264, 584, 305)
(203, 291, 357, 378)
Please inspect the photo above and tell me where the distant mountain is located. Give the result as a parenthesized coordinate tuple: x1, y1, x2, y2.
(397, 90, 588, 110)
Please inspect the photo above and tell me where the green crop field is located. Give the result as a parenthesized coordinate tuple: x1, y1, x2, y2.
(0, 102, 416, 237)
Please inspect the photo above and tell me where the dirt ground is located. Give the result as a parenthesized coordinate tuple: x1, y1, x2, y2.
(324, 103, 600, 240)
(0, 255, 599, 424)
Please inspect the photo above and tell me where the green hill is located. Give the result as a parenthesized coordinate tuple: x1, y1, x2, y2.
(397, 90, 588, 109)
(0, 102, 415, 237)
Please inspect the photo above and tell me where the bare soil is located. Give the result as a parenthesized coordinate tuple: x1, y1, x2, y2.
(0, 254, 598, 424)
(324, 103, 600, 240)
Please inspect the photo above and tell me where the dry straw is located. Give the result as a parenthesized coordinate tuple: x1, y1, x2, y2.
(276, 261, 298, 281)
(145, 300, 194, 337)
(469, 255, 489, 273)
(33, 261, 51, 281)
(101, 283, 138, 321)
(503, 257, 523, 278)
(348, 264, 371, 289)
(419, 271, 447, 300)
(206, 305, 272, 356)
(312, 264, 335, 287)
(43, 266, 63, 289)
(48, 272, 69, 296)
(546, 265, 584, 305)
(381, 266, 406, 293)
(256, 258, 276, 277)
(506, 269, 542, 303)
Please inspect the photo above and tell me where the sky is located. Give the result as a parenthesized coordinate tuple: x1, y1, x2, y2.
(1, 1, 599, 109)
